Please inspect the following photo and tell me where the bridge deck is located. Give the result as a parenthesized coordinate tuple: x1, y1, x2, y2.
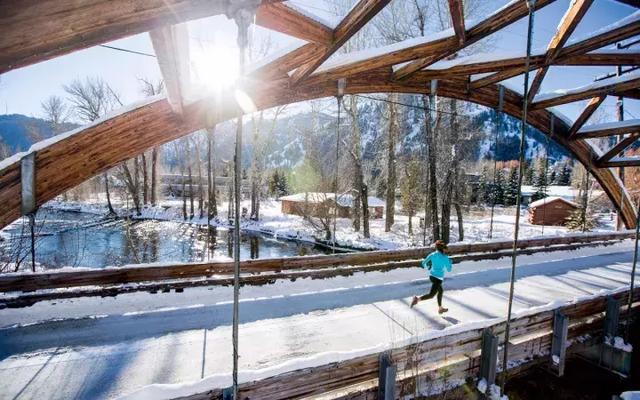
(0, 243, 636, 399)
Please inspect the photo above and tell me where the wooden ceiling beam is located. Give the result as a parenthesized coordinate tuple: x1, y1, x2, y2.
(470, 67, 527, 89)
(567, 95, 607, 138)
(255, 3, 334, 45)
(249, 43, 325, 80)
(614, 88, 640, 100)
(598, 157, 640, 168)
(448, 0, 466, 44)
(393, 0, 556, 80)
(149, 24, 191, 115)
(597, 133, 640, 164)
(289, 0, 391, 85)
(527, 0, 594, 103)
(559, 12, 640, 58)
(531, 74, 640, 109)
(575, 119, 640, 139)
(0, 0, 283, 74)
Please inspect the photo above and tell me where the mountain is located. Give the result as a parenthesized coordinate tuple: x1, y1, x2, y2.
(0, 114, 79, 155)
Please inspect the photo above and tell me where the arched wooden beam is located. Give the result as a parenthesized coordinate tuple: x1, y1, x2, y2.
(0, 75, 636, 230)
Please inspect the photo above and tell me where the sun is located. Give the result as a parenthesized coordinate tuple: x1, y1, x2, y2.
(190, 42, 240, 94)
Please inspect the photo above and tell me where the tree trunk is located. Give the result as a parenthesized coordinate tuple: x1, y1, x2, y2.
(425, 94, 440, 241)
(186, 139, 194, 219)
(361, 184, 370, 238)
(454, 191, 464, 241)
(408, 212, 413, 235)
(195, 140, 204, 219)
(104, 172, 115, 214)
(121, 163, 141, 215)
(385, 94, 398, 232)
(207, 127, 218, 220)
(151, 148, 158, 206)
(141, 152, 148, 205)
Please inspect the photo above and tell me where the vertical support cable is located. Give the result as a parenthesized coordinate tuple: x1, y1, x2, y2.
(231, 8, 252, 399)
(488, 86, 504, 239)
(541, 114, 553, 236)
(626, 198, 640, 341)
(29, 213, 36, 272)
(501, 0, 536, 394)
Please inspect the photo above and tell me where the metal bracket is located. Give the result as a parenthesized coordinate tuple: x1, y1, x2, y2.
(550, 310, 568, 376)
(479, 328, 498, 386)
(21, 152, 36, 215)
(378, 351, 396, 400)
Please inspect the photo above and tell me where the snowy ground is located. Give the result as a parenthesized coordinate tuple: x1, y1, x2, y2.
(37, 197, 617, 251)
(0, 241, 636, 399)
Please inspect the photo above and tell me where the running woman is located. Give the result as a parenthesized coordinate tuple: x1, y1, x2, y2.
(410, 240, 452, 314)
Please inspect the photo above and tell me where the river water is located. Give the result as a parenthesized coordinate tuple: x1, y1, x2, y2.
(0, 209, 328, 270)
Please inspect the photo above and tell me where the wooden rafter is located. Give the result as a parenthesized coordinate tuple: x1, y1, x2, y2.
(599, 157, 640, 168)
(149, 24, 191, 115)
(531, 74, 640, 109)
(527, 0, 594, 103)
(289, 0, 391, 85)
(0, 0, 283, 74)
(250, 43, 325, 80)
(575, 119, 640, 139)
(393, 0, 556, 80)
(448, 0, 466, 44)
(567, 96, 606, 138)
(560, 12, 640, 58)
(255, 3, 333, 45)
(597, 133, 640, 164)
(470, 67, 527, 89)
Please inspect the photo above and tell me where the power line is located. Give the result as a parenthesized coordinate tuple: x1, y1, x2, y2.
(98, 44, 156, 58)
(354, 94, 462, 116)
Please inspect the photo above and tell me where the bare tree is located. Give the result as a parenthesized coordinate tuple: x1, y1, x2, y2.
(207, 126, 218, 220)
(384, 94, 399, 232)
(139, 78, 165, 207)
(41, 95, 68, 134)
(64, 77, 120, 214)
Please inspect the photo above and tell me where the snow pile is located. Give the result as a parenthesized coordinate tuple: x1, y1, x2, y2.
(610, 336, 633, 352)
(621, 392, 640, 400)
(477, 378, 488, 394)
(551, 354, 560, 365)
(488, 383, 508, 400)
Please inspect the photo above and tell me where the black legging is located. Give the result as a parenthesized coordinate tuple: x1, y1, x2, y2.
(420, 276, 444, 306)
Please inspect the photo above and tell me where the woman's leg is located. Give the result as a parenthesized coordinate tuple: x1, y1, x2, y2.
(420, 277, 442, 301)
(436, 284, 443, 307)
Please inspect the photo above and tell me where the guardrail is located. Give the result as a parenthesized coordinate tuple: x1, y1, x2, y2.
(0, 231, 634, 308)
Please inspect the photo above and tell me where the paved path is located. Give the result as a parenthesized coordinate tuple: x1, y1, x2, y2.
(0, 242, 636, 399)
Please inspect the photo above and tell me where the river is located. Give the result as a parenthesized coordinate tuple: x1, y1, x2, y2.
(0, 209, 329, 270)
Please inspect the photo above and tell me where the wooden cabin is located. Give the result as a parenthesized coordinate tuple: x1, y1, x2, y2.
(528, 196, 579, 226)
(280, 193, 385, 219)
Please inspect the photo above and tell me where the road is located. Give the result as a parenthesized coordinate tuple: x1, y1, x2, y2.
(0, 242, 636, 399)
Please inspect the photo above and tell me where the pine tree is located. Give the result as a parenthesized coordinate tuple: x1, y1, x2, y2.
(503, 167, 518, 206)
(558, 162, 572, 185)
(523, 160, 534, 185)
(493, 169, 505, 205)
(477, 167, 488, 205)
(532, 158, 548, 202)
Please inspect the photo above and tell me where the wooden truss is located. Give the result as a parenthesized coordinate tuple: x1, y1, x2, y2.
(0, 0, 639, 229)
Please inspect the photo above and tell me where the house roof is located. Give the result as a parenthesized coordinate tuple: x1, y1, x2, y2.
(279, 192, 385, 208)
(528, 196, 580, 209)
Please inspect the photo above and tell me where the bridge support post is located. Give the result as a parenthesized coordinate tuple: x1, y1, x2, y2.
(21, 152, 36, 215)
(479, 328, 498, 387)
(550, 310, 568, 376)
(378, 350, 396, 400)
(604, 296, 620, 339)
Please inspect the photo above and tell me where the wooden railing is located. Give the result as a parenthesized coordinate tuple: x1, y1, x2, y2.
(172, 287, 639, 400)
(0, 231, 634, 308)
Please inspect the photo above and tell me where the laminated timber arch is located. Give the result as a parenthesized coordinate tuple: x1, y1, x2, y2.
(0, 75, 636, 230)
(1, 0, 639, 230)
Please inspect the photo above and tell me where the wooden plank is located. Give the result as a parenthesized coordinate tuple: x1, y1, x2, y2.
(0, 0, 282, 74)
(289, 0, 391, 85)
(255, 2, 334, 45)
(527, 0, 594, 103)
(171, 288, 640, 400)
(576, 119, 640, 139)
(393, 0, 556, 80)
(149, 24, 191, 115)
(470, 67, 527, 89)
(598, 157, 640, 168)
(448, 0, 466, 44)
(531, 75, 640, 110)
(597, 133, 640, 164)
(567, 96, 606, 138)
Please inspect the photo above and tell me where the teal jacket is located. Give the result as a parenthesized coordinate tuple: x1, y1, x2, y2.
(421, 250, 452, 280)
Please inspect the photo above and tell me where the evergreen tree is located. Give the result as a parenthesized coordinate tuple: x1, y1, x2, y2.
(493, 169, 505, 205)
(503, 167, 519, 206)
(532, 158, 548, 202)
(523, 160, 534, 185)
(477, 166, 489, 205)
(557, 162, 572, 185)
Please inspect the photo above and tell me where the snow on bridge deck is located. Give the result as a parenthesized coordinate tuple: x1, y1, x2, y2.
(0, 243, 636, 400)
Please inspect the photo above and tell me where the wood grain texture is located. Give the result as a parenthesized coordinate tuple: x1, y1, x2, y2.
(0, 0, 283, 74)
(255, 2, 334, 45)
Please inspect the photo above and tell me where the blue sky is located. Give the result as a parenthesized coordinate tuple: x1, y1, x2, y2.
(0, 0, 637, 124)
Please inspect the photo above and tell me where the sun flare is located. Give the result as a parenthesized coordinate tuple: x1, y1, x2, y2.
(190, 42, 240, 93)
